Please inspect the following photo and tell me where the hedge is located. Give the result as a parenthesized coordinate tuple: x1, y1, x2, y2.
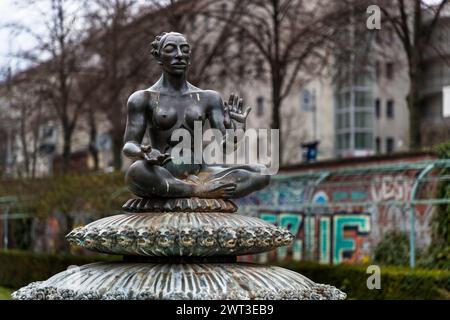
(1, 250, 449, 299)
(428, 141, 450, 269)
(0, 172, 130, 219)
(0, 172, 131, 252)
(0, 250, 119, 289)
(0, 287, 13, 300)
(279, 261, 450, 300)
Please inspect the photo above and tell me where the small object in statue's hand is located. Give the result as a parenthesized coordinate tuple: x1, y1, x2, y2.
(141, 144, 152, 153)
(142, 146, 172, 165)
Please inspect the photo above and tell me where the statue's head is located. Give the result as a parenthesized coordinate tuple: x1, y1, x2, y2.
(151, 32, 190, 75)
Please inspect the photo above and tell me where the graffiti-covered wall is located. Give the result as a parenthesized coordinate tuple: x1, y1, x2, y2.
(236, 153, 439, 265)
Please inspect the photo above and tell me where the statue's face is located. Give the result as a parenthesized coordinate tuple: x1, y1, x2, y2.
(158, 34, 190, 75)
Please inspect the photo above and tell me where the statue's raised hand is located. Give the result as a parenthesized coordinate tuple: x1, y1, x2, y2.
(141, 145, 171, 165)
(224, 93, 251, 130)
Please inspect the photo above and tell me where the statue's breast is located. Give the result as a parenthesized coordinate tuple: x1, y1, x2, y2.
(151, 94, 206, 131)
(184, 104, 204, 129)
(152, 105, 177, 130)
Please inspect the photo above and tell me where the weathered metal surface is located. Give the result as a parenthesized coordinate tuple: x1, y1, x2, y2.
(12, 262, 346, 300)
(122, 197, 237, 213)
(122, 32, 270, 200)
(66, 211, 294, 256)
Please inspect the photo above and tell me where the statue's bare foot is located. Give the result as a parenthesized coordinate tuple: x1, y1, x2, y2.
(195, 182, 237, 198)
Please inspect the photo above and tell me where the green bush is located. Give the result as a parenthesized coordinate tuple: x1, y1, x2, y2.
(0, 286, 13, 300)
(428, 141, 450, 269)
(0, 172, 130, 220)
(278, 261, 450, 300)
(0, 250, 119, 289)
(373, 231, 416, 267)
(0, 172, 130, 251)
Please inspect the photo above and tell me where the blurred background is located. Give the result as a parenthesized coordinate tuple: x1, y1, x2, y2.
(0, 0, 449, 299)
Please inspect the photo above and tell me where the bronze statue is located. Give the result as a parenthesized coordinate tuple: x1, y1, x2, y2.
(12, 31, 345, 301)
(123, 32, 269, 199)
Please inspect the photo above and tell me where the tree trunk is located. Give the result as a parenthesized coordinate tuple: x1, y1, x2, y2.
(407, 87, 422, 150)
(19, 110, 30, 177)
(270, 0, 284, 163)
(407, 59, 423, 149)
(111, 132, 123, 171)
(271, 83, 283, 163)
(62, 128, 72, 173)
(60, 213, 74, 252)
(88, 113, 99, 171)
(88, 141, 99, 171)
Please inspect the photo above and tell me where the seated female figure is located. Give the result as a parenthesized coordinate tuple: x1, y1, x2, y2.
(123, 32, 270, 199)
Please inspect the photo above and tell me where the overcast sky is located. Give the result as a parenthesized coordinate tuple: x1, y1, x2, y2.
(0, 0, 46, 75)
(0, 0, 156, 77)
(0, 0, 444, 77)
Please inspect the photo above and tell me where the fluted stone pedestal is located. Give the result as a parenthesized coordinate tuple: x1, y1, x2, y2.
(12, 198, 346, 300)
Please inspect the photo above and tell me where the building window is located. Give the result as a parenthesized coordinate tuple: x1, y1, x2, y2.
(355, 90, 372, 107)
(204, 15, 210, 31)
(337, 133, 351, 151)
(386, 62, 394, 79)
(443, 85, 450, 118)
(337, 113, 350, 130)
(255, 59, 264, 79)
(335, 87, 374, 157)
(96, 133, 112, 151)
(375, 61, 380, 79)
(386, 137, 394, 153)
(375, 31, 381, 44)
(256, 96, 264, 117)
(301, 89, 313, 111)
(355, 112, 372, 128)
(42, 126, 55, 139)
(355, 132, 373, 149)
(221, 2, 227, 12)
(375, 137, 381, 154)
(386, 99, 394, 118)
(238, 64, 245, 79)
(375, 99, 380, 119)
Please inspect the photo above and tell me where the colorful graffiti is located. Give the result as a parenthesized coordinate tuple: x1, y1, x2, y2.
(237, 167, 437, 265)
(244, 212, 370, 264)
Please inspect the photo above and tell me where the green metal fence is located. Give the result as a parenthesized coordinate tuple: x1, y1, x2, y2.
(239, 159, 450, 268)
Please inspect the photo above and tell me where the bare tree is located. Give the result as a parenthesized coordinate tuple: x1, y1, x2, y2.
(329, 0, 377, 88)
(9, 85, 45, 178)
(0, 65, 52, 178)
(6, 0, 95, 172)
(84, 0, 240, 169)
(73, 65, 104, 171)
(83, 0, 157, 170)
(160, 0, 244, 88)
(217, 0, 352, 162)
(378, 0, 450, 149)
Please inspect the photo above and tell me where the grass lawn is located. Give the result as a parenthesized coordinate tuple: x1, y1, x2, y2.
(0, 287, 13, 300)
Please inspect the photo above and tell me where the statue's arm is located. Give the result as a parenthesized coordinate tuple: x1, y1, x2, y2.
(206, 90, 238, 151)
(122, 90, 149, 161)
(206, 90, 227, 134)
